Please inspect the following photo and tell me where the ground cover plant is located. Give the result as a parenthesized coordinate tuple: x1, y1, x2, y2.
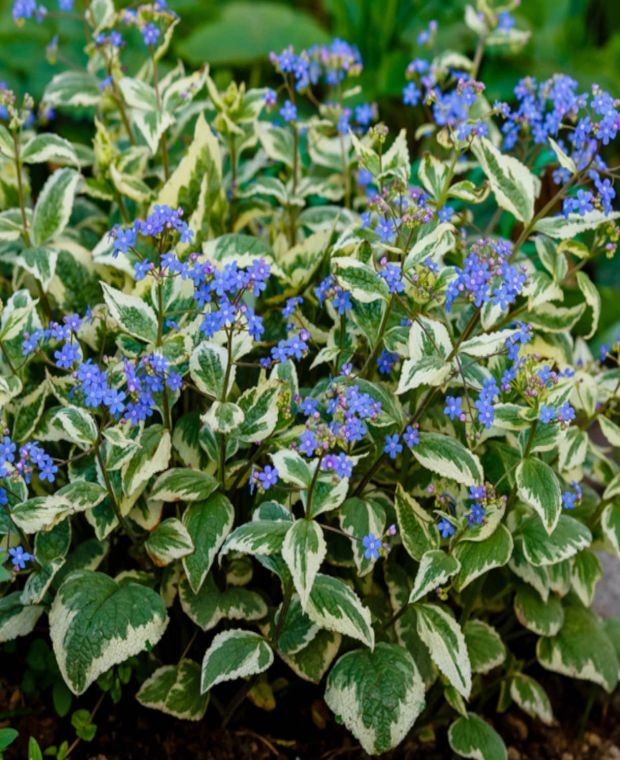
(0, 0, 619, 756)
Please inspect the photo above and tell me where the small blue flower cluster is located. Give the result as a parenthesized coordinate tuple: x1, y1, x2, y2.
(500, 75, 618, 216)
(562, 480, 583, 510)
(538, 400, 576, 426)
(293, 383, 383, 478)
(445, 238, 526, 312)
(109, 205, 193, 261)
(12, 0, 74, 22)
(22, 312, 86, 363)
(403, 55, 490, 140)
(250, 464, 279, 493)
(0, 433, 57, 488)
(269, 39, 362, 92)
(361, 524, 397, 561)
(7, 545, 32, 570)
(315, 275, 352, 315)
(73, 353, 181, 425)
(383, 425, 420, 460)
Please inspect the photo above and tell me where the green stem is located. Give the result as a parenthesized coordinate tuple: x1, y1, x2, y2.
(151, 52, 170, 181)
(12, 131, 31, 247)
(94, 438, 137, 543)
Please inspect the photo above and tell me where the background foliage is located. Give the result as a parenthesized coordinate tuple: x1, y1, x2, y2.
(1, 0, 620, 331)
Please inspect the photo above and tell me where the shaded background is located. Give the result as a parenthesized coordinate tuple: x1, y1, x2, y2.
(0, 0, 619, 339)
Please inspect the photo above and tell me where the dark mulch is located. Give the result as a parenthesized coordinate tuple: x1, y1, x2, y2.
(1, 668, 619, 760)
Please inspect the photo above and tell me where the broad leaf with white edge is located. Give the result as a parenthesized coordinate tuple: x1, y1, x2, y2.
(31, 168, 80, 245)
(448, 713, 507, 760)
(516, 458, 562, 534)
(537, 605, 619, 693)
(463, 620, 506, 674)
(413, 433, 483, 486)
(150, 468, 218, 503)
(306, 574, 374, 649)
(200, 629, 273, 693)
(182, 494, 234, 593)
(415, 603, 471, 698)
(282, 519, 326, 608)
(509, 673, 554, 725)
(49, 570, 168, 694)
(101, 283, 158, 343)
(137, 659, 209, 721)
(409, 550, 460, 603)
(324, 643, 425, 755)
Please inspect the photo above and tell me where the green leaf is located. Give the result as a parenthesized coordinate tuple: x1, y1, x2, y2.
(460, 329, 518, 358)
(601, 502, 620, 556)
(203, 400, 244, 434)
(179, 2, 329, 65)
(514, 584, 564, 636)
(413, 433, 483, 486)
(200, 629, 273, 693)
(409, 550, 460, 603)
(137, 659, 209, 721)
(12, 482, 107, 534)
(306, 574, 374, 649)
(464, 621, 506, 674)
(182, 494, 234, 594)
(415, 603, 471, 698)
(332, 257, 390, 303)
(180, 575, 267, 632)
(448, 713, 507, 760)
(516, 457, 562, 534)
(19, 246, 59, 291)
(13, 383, 48, 442)
(397, 316, 452, 394)
(533, 211, 620, 239)
(0, 592, 44, 643)
(21, 134, 80, 167)
(509, 674, 554, 725)
(570, 550, 602, 606)
(537, 605, 619, 693)
(122, 425, 171, 499)
(453, 524, 513, 591)
(0, 728, 18, 752)
(394, 484, 439, 561)
(519, 514, 591, 567)
(145, 518, 194, 566)
(558, 427, 589, 472)
(270, 449, 313, 488)
(282, 519, 326, 608)
(101, 283, 158, 343)
(235, 380, 280, 443)
(220, 520, 290, 559)
(405, 223, 456, 269)
(50, 570, 168, 694)
(280, 629, 341, 684)
(150, 468, 218, 503)
(189, 341, 233, 400)
(339, 497, 386, 576)
(575, 271, 601, 339)
(418, 153, 449, 199)
(43, 71, 101, 107)
(324, 643, 425, 755)
(471, 137, 540, 222)
(31, 168, 80, 245)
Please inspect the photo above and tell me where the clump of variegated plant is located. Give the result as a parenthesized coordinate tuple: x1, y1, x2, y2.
(0, 0, 619, 756)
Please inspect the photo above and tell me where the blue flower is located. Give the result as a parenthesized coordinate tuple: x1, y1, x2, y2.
(362, 532, 381, 561)
(54, 341, 80, 369)
(444, 396, 463, 421)
(403, 82, 421, 106)
(403, 425, 420, 448)
(8, 546, 32, 570)
(377, 350, 397, 375)
(538, 404, 556, 424)
(280, 99, 297, 123)
(384, 433, 403, 460)
(438, 518, 455, 539)
(142, 22, 160, 47)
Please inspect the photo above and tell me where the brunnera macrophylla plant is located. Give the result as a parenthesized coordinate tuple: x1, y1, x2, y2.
(0, 0, 619, 755)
